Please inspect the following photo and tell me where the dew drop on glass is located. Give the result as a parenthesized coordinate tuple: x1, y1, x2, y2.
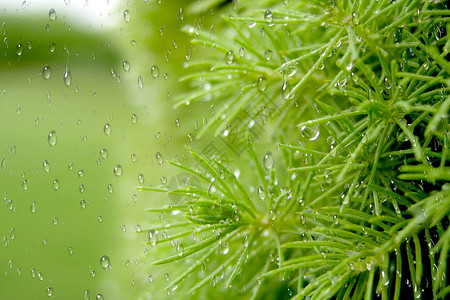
(138, 75, 144, 89)
(103, 123, 111, 135)
(49, 9, 57, 21)
(47, 130, 57, 146)
(100, 255, 111, 270)
(42, 65, 52, 80)
(22, 179, 28, 191)
(151, 65, 159, 78)
(113, 165, 123, 177)
(131, 113, 138, 124)
(225, 50, 234, 65)
(100, 148, 108, 159)
(263, 151, 274, 169)
(122, 60, 130, 72)
(257, 76, 267, 91)
(53, 179, 60, 190)
(123, 9, 131, 23)
(63, 69, 71, 87)
(155, 152, 163, 165)
(264, 10, 273, 24)
(43, 160, 51, 172)
(46, 287, 53, 297)
(300, 124, 320, 141)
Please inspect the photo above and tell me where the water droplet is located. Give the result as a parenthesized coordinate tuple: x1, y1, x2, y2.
(113, 165, 123, 177)
(264, 50, 273, 61)
(138, 173, 144, 184)
(22, 179, 29, 191)
(100, 148, 108, 159)
(1, 156, 5, 170)
(107, 184, 113, 194)
(53, 179, 60, 190)
(49, 43, 56, 53)
(43, 160, 51, 172)
(80, 199, 86, 209)
(138, 75, 144, 89)
(53, 217, 59, 226)
(263, 151, 273, 169)
(257, 76, 267, 91)
(96, 293, 104, 300)
(100, 255, 111, 270)
(79, 184, 85, 194)
(257, 186, 266, 200)
(131, 153, 137, 162)
(269, 209, 277, 220)
(46, 287, 53, 297)
(63, 69, 71, 86)
(239, 47, 245, 58)
(42, 65, 52, 79)
(324, 172, 333, 184)
(78, 170, 84, 178)
(16, 44, 23, 56)
(164, 273, 170, 282)
(160, 176, 167, 184)
(103, 123, 111, 135)
(155, 152, 163, 165)
(300, 124, 320, 141)
(48, 9, 57, 21)
(148, 229, 158, 245)
(131, 114, 138, 124)
(11, 145, 16, 154)
(122, 60, 130, 72)
(225, 50, 234, 64)
(264, 10, 273, 24)
(151, 65, 159, 78)
(30, 201, 36, 213)
(47, 130, 57, 146)
(123, 9, 131, 23)
(281, 78, 293, 100)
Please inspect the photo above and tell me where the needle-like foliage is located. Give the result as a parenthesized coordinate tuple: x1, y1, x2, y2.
(140, 0, 449, 299)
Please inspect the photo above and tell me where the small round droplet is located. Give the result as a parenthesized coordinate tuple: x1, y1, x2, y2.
(257, 186, 266, 200)
(80, 199, 86, 209)
(100, 255, 111, 270)
(48, 130, 57, 146)
(131, 153, 137, 163)
(22, 179, 29, 191)
(43, 160, 51, 172)
(239, 47, 245, 58)
(42, 65, 52, 79)
(225, 50, 234, 64)
(46, 287, 53, 297)
(63, 69, 72, 87)
(263, 151, 273, 169)
(123, 9, 131, 23)
(52, 179, 60, 190)
(131, 114, 138, 124)
(16, 44, 23, 56)
(49, 9, 57, 21)
(53, 217, 59, 225)
(138, 173, 144, 184)
(122, 60, 130, 72)
(160, 176, 167, 184)
(100, 148, 108, 159)
(264, 10, 273, 24)
(300, 124, 320, 141)
(107, 184, 113, 194)
(151, 65, 159, 78)
(257, 76, 267, 91)
(103, 123, 111, 135)
(138, 75, 144, 89)
(68, 246, 74, 255)
(113, 165, 123, 177)
(30, 201, 36, 213)
(264, 50, 273, 61)
(155, 152, 163, 165)
(164, 273, 170, 282)
(78, 170, 84, 178)
(49, 43, 56, 53)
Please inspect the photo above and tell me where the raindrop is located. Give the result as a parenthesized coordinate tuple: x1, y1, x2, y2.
(96, 294, 104, 300)
(263, 151, 273, 169)
(123, 9, 131, 23)
(131, 114, 138, 124)
(155, 152, 163, 165)
(100, 255, 111, 270)
(78, 170, 84, 178)
(49, 43, 56, 53)
(264, 50, 273, 61)
(138, 75, 144, 89)
(63, 69, 71, 86)
(131, 153, 137, 162)
(281, 78, 293, 100)
(22, 179, 29, 191)
(46, 287, 53, 297)
(113, 165, 123, 177)
(257, 76, 267, 91)
(47, 130, 57, 146)
(151, 65, 159, 78)
(122, 60, 130, 72)
(103, 123, 111, 135)
(100, 148, 108, 159)
(79, 184, 85, 194)
(53, 217, 59, 225)
(225, 50, 234, 64)
(239, 47, 245, 58)
(52, 179, 60, 190)
(107, 184, 113, 194)
(138, 173, 144, 184)
(257, 186, 266, 200)
(16, 44, 23, 56)
(148, 229, 158, 245)
(300, 124, 320, 141)
(43, 160, 51, 172)
(324, 172, 333, 184)
(30, 201, 36, 213)
(264, 10, 273, 24)
(48, 9, 57, 21)
(42, 65, 52, 79)
(164, 273, 170, 282)
(80, 199, 86, 209)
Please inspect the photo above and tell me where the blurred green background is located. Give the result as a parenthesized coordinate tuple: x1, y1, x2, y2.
(0, 1, 211, 299)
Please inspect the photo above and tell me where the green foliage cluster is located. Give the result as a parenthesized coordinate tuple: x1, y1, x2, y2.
(141, 0, 449, 299)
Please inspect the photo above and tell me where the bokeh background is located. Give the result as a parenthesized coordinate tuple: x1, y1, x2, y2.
(0, 1, 220, 298)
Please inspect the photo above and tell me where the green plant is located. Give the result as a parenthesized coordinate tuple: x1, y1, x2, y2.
(139, 0, 449, 299)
